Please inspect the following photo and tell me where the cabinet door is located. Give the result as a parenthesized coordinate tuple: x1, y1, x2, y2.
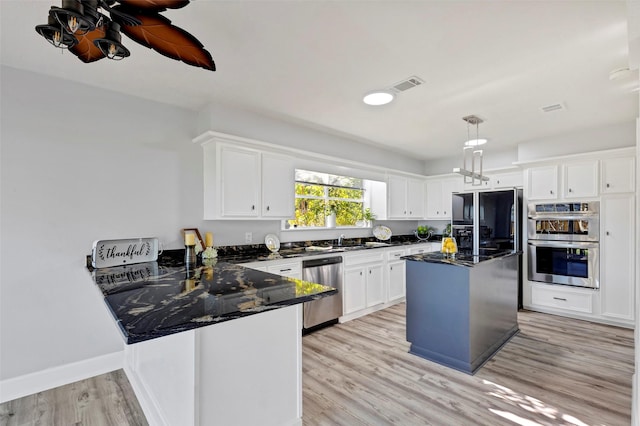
(344, 268, 367, 314)
(527, 165, 558, 200)
(600, 194, 635, 322)
(601, 157, 635, 194)
(493, 171, 523, 188)
(366, 264, 385, 307)
(220, 147, 260, 217)
(564, 161, 598, 198)
(440, 178, 461, 219)
(387, 261, 406, 302)
(388, 175, 408, 218)
(425, 180, 443, 219)
(261, 154, 294, 218)
(406, 179, 425, 218)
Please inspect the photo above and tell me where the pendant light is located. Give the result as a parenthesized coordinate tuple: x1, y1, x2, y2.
(453, 115, 490, 185)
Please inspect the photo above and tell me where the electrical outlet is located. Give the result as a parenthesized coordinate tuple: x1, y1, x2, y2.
(245, 232, 253, 244)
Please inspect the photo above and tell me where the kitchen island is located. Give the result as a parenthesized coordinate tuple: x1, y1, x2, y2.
(401, 251, 520, 374)
(88, 251, 337, 426)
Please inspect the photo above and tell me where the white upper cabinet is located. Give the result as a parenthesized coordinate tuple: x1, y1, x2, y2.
(388, 175, 425, 219)
(406, 179, 426, 218)
(601, 157, 635, 194)
(527, 165, 559, 200)
(261, 153, 294, 217)
(220, 146, 261, 217)
(564, 161, 598, 198)
(426, 177, 461, 219)
(203, 141, 294, 220)
(492, 170, 523, 188)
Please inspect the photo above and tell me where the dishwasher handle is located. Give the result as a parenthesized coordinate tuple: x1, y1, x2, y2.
(302, 256, 343, 268)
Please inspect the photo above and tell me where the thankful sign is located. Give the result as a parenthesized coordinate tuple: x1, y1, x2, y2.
(92, 238, 159, 268)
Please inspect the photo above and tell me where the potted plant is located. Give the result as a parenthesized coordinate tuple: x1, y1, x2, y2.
(362, 208, 376, 227)
(325, 202, 338, 228)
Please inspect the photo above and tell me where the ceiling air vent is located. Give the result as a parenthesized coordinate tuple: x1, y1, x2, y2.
(541, 103, 565, 113)
(391, 76, 424, 93)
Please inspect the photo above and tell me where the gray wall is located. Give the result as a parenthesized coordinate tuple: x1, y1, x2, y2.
(0, 66, 423, 381)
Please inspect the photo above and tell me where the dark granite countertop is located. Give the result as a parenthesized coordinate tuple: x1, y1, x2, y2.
(401, 250, 521, 267)
(88, 251, 337, 344)
(218, 234, 442, 264)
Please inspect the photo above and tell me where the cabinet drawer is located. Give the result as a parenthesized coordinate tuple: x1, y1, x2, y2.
(531, 285, 593, 313)
(267, 262, 301, 278)
(386, 249, 407, 261)
(344, 252, 385, 267)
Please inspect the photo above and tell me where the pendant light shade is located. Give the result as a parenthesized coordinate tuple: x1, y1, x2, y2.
(94, 21, 130, 60)
(35, 14, 78, 49)
(50, 0, 98, 35)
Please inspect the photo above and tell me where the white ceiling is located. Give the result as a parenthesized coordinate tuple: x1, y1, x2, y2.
(1, 0, 637, 160)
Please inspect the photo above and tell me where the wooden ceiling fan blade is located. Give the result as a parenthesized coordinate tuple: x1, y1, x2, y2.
(115, 10, 215, 71)
(69, 27, 107, 63)
(116, 0, 190, 12)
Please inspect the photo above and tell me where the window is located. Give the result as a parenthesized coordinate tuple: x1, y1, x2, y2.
(288, 170, 365, 228)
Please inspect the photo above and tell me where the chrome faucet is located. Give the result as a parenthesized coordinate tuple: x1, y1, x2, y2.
(338, 234, 346, 247)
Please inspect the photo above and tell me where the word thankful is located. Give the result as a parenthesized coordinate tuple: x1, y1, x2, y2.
(99, 242, 151, 261)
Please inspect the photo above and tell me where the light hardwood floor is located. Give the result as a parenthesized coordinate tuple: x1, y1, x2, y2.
(1, 305, 635, 426)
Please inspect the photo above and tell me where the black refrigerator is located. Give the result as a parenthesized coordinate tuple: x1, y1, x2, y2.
(451, 189, 524, 307)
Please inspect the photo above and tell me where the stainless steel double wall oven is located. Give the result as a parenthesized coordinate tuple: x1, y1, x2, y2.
(527, 202, 599, 289)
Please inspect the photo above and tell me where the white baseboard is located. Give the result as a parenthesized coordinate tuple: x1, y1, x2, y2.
(0, 351, 123, 403)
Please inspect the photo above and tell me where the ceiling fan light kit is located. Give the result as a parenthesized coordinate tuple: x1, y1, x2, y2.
(35, 0, 215, 71)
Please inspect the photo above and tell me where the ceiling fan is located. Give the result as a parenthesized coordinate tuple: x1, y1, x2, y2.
(35, 0, 215, 71)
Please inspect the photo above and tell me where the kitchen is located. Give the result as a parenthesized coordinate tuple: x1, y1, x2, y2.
(1, 1, 639, 425)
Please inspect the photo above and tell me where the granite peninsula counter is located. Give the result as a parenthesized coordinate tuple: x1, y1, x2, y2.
(87, 250, 337, 426)
(401, 251, 521, 374)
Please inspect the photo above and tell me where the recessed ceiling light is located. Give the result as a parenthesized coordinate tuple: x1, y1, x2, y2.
(464, 138, 487, 147)
(363, 91, 394, 106)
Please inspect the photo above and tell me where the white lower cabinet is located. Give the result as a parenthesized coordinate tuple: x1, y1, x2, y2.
(387, 248, 407, 302)
(343, 251, 385, 317)
(530, 284, 593, 314)
(344, 267, 367, 314)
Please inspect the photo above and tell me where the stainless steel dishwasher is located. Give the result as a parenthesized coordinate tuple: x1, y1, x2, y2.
(302, 256, 343, 333)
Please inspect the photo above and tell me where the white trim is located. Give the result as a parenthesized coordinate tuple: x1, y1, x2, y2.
(513, 146, 636, 167)
(0, 351, 123, 403)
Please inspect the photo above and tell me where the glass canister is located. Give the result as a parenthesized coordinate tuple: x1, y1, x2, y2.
(441, 237, 458, 259)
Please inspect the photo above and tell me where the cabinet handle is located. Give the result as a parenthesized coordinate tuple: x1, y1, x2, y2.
(390, 266, 393, 271)
(550, 190, 554, 194)
(436, 211, 439, 214)
(568, 188, 572, 193)
(409, 211, 412, 215)
(369, 270, 372, 274)
(443, 211, 447, 215)
(404, 210, 407, 215)
(497, 180, 500, 184)
(553, 297, 567, 301)
(280, 268, 291, 272)
(266, 206, 270, 211)
(251, 205, 255, 210)
(606, 183, 610, 188)
(606, 231, 610, 236)
(359, 272, 363, 276)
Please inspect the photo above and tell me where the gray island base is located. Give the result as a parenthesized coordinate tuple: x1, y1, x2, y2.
(403, 252, 520, 375)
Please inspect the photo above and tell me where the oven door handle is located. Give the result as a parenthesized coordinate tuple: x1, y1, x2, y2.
(527, 240, 598, 249)
(528, 213, 598, 221)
